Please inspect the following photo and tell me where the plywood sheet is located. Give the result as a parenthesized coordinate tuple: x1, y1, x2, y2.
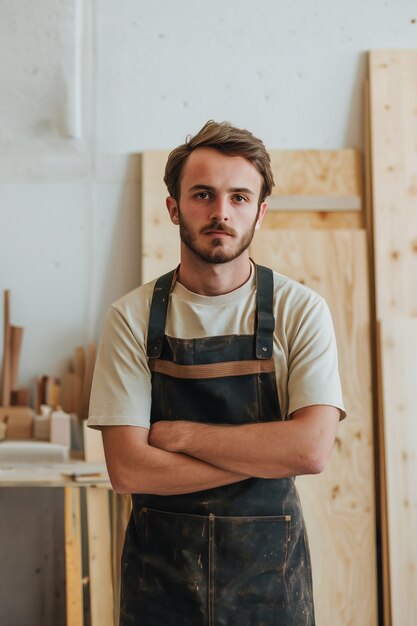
(379, 318, 417, 626)
(141, 150, 364, 283)
(251, 229, 378, 626)
(269, 149, 362, 206)
(369, 49, 417, 318)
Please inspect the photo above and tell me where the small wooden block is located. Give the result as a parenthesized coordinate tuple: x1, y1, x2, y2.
(0, 406, 34, 439)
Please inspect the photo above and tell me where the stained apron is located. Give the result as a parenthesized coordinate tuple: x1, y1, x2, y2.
(120, 264, 315, 626)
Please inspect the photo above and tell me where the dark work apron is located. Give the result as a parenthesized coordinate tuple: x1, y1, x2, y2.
(120, 264, 315, 626)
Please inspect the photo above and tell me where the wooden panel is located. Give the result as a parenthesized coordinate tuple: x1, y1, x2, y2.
(86, 489, 114, 626)
(369, 49, 417, 318)
(379, 318, 417, 626)
(251, 229, 378, 626)
(141, 151, 177, 283)
(141, 150, 364, 283)
(64, 487, 84, 626)
(269, 150, 363, 199)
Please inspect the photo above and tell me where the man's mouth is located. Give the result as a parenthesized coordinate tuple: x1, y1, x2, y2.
(201, 223, 235, 237)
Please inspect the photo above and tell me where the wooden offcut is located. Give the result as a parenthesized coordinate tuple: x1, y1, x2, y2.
(251, 229, 378, 626)
(1, 290, 11, 406)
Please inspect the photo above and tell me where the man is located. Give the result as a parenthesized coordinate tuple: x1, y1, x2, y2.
(88, 120, 346, 625)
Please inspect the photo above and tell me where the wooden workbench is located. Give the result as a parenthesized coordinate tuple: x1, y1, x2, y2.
(0, 460, 127, 626)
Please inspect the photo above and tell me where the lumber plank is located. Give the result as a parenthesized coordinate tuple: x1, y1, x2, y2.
(111, 492, 132, 626)
(379, 318, 417, 626)
(365, 76, 390, 625)
(369, 49, 417, 318)
(64, 487, 84, 626)
(251, 229, 378, 626)
(86, 489, 114, 626)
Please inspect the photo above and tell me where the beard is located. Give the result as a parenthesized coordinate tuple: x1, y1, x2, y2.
(178, 208, 259, 264)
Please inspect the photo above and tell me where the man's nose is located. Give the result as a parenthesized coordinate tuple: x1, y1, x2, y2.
(209, 195, 229, 222)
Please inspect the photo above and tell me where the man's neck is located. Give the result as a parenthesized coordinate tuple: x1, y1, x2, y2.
(177, 249, 252, 296)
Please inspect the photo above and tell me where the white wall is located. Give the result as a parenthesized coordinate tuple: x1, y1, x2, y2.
(0, 0, 416, 622)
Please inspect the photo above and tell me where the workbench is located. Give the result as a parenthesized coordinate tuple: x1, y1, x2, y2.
(0, 460, 130, 626)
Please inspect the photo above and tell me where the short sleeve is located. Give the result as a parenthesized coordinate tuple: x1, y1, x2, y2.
(87, 305, 152, 430)
(287, 297, 346, 420)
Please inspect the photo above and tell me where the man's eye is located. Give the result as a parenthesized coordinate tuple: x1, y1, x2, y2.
(196, 192, 210, 199)
(234, 195, 247, 203)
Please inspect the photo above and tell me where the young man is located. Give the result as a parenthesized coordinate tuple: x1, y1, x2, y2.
(88, 120, 346, 625)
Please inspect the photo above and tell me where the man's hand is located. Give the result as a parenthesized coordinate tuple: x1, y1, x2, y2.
(148, 420, 194, 453)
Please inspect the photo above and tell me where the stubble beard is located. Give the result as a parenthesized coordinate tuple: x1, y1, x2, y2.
(178, 208, 259, 264)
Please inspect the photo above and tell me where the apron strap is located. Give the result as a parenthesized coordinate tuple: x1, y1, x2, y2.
(255, 265, 275, 359)
(146, 268, 177, 358)
(147, 264, 275, 360)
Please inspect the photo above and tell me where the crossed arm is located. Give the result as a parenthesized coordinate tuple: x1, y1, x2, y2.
(102, 405, 340, 495)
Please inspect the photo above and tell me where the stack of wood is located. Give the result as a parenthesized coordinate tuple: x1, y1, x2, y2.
(0, 289, 96, 450)
(0, 289, 34, 440)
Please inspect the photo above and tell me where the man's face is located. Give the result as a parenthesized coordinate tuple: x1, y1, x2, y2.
(166, 147, 267, 264)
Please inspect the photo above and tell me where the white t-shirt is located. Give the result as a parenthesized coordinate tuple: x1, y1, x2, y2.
(88, 266, 346, 430)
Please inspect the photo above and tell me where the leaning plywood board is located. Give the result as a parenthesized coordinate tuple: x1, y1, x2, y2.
(141, 150, 363, 283)
(369, 49, 417, 318)
(251, 229, 377, 626)
(379, 318, 417, 626)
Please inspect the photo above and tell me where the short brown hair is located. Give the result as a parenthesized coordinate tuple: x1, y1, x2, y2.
(164, 120, 274, 204)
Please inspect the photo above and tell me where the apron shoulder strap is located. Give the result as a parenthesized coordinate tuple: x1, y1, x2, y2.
(255, 264, 275, 359)
(146, 268, 177, 358)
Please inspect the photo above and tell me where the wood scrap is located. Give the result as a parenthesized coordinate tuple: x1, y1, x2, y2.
(79, 343, 96, 420)
(1, 290, 11, 406)
(11, 388, 30, 406)
(9, 325, 24, 391)
(0, 406, 35, 440)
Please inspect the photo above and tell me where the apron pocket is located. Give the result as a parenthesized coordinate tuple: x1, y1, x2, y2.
(210, 514, 292, 625)
(139, 507, 209, 625)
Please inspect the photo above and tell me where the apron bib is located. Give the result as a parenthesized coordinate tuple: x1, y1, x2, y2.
(120, 265, 315, 626)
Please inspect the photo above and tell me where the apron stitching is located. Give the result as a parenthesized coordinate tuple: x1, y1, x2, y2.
(208, 513, 215, 626)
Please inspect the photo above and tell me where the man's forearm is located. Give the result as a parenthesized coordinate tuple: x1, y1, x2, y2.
(102, 425, 249, 496)
(148, 406, 340, 479)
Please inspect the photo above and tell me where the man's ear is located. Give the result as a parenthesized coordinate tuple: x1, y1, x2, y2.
(255, 201, 268, 229)
(166, 196, 179, 225)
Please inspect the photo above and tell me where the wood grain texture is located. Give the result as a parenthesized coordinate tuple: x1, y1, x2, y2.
(86, 489, 114, 626)
(369, 49, 417, 318)
(141, 150, 364, 283)
(379, 318, 417, 626)
(64, 487, 84, 626)
(269, 150, 363, 199)
(251, 229, 378, 626)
